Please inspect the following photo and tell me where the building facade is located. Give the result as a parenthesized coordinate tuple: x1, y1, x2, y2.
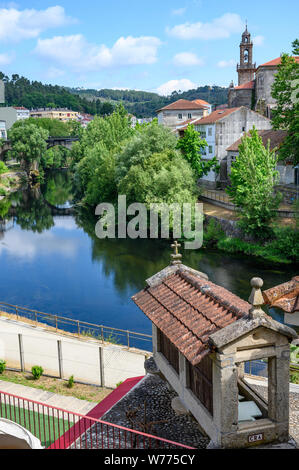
(13, 107, 30, 120)
(0, 80, 4, 104)
(178, 106, 272, 188)
(30, 108, 79, 122)
(0, 107, 18, 130)
(157, 99, 211, 130)
(0, 120, 7, 140)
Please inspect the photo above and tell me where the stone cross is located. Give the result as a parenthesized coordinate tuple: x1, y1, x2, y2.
(171, 240, 182, 265)
(248, 277, 265, 319)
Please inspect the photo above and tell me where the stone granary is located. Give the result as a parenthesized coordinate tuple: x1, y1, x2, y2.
(132, 249, 297, 448)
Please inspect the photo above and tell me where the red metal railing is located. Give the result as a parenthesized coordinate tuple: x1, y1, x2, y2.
(0, 390, 194, 449)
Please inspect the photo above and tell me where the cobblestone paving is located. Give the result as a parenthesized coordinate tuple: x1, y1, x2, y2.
(80, 374, 209, 449)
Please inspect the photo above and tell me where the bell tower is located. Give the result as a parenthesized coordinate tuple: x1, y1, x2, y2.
(237, 23, 256, 85)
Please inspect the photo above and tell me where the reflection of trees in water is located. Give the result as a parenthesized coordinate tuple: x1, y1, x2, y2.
(12, 185, 54, 233)
(42, 171, 73, 207)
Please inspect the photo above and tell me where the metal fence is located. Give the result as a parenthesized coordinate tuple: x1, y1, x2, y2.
(0, 390, 194, 450)
(244, 360, 268, 378)
(0, 301, 152, 351)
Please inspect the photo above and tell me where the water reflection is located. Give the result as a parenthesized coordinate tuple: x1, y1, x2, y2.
(0, 171, 297, 334)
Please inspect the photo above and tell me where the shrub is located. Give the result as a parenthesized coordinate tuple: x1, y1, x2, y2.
(31, 365, 44, 380)
(0, 161, 8, 175)
(67, 375, 74, 388)
(203, 218, 225, 247)
(0, 359, 6, 374)
(116, 381, 123, 388)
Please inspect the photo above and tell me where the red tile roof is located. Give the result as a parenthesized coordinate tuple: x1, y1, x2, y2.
(192, 99, 210, 107)
(234, 80, 255, 90)
(132, 268, 250, 365)
(157, 99, 208, 112)
(263, 277, 299, 313)
(226, 129, 287, 152)
(258, 56, 299, 68)
(178, 107, 241, 129)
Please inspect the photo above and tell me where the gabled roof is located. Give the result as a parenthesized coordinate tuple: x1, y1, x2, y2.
(263, 276, 299, 313)
(178, 107, 241, 130)
(258, 56, 299, 68)
(234, 80, 255, 90)
(157, 99, 208, 113)
(192, 99, 210, 107)
(226, 129, 287, 152)
(132, 264, 250, 365)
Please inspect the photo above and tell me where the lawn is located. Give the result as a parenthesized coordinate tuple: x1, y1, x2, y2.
(0, 401, 72, 447)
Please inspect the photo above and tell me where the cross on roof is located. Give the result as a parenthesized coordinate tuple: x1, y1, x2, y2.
(171, 240, 182, 265)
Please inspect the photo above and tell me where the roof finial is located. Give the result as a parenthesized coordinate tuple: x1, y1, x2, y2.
(171, 240, 182, 265)
(248, 277, 265, 319)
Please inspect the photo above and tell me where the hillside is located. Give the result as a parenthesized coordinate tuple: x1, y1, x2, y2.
(0, 71, 228, 118)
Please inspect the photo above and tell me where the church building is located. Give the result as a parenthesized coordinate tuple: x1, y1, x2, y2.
(228, 25, 299, 118)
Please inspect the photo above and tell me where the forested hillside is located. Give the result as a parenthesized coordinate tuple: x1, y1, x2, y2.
(0, 71, 228, 118)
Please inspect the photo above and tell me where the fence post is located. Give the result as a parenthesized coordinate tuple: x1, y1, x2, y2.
(16, 306, 18, 320)
(127, 331, 130, 348)
(55, 316, 58, 332)
(57, 340, 63, 379)
(77, 320, 80, 337)
(99, 347, 105, 388)
(35, 311, 37, 326)
(18, 334, 25, 372)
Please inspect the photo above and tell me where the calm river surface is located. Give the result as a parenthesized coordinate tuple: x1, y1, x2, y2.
(0, 172, 297, 339)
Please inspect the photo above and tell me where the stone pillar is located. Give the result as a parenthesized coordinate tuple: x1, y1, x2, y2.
(268, 346, 290, 441)
(179, 352, 187, 389)
(212, 352, 238, 446)
(152, 324, 158, 354)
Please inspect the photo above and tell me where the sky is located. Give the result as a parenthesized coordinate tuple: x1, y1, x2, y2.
(0, 0, 298, 95)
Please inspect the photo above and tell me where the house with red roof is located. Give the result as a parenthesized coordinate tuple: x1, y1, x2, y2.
(157, 98, 211, 130)
(176, 106, 271, 188)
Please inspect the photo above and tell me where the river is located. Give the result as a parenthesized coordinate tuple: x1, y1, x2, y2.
(0, 171, 297, 341)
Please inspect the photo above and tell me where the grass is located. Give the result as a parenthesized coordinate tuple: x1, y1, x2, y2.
(0, 402, 72, 447)
(0, 370, 111, 403)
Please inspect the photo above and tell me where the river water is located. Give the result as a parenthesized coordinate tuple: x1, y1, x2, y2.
(0, 172, 297, 341)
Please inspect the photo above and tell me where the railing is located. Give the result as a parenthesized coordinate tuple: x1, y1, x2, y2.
(0, 390, 194, 449)
(0, 302, 152, 351)
(200, 189, 235, 206)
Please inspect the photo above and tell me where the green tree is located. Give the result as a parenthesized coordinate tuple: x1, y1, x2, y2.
(271, 39, 299, 165)
(176, 124, 219, 178)
(226, 127, 281, 238)
(8, 121, 49, 173)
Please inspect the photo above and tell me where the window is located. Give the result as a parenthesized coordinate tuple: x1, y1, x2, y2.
(242, 127, 246, 132)
(157, 328, 179, 375)
(188, 113, 192, 119)
(209, 146, 213, 154)
(208, 127, 212, 136)
(200, 131, 206, 138)
(178, 113, 182, 120)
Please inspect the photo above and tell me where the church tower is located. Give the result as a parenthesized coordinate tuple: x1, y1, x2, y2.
(237, 23, 256, 85)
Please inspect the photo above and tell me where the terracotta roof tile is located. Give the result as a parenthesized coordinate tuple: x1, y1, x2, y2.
(258, 56, 299, 68)
(263, 276, 299, 313)
(226, 129, 287, 152)
(157, 99, 207, 112)
(234, 80, 255, 90)
(178, 108, 241, 130)
(132, 270, 250, 365)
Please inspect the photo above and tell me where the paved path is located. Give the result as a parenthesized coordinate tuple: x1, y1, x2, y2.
(0, 379, 96, 415)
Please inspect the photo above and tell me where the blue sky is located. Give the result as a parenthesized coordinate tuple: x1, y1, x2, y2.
(0, 0, 297, 95)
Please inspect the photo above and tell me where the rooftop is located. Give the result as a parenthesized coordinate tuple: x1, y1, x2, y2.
(132, 264, 250, 365)
(258, 56, 299, 68)
(263, 276, 299, 313)
(227, 129, 288, 152)
(234, 80, 255, 90)
(157, 99, 209, 113)
(177, 107, 241, 129)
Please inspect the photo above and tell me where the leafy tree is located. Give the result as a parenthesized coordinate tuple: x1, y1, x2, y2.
(21, 117, 70, 137)
(8, 121, 49, 173)
(176, 124, 219, 178)
(271, 39, 299, 165)
(226, 127, 282, 238)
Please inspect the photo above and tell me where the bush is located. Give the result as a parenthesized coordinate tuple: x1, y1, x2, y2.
(31, 365, 44, 380)
(0, 161, 8, 175)
(67, 375, 74, 388)
(203, 218, 225, 247)
(0, 359, 6, 374)
(116, 381, 123, 388)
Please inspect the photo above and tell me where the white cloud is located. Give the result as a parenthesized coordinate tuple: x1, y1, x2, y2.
(167, 13, 243, 40)
(0, 6, 75, 42)
(0, 52, 13, 65)
(172, 8, 186, 16)
(46, 66, 65, 79)
(253, 35, 264, 46)
(156, 79, 197, 96)
(34, 34, 161, 71)
(173, 52, 204, 67)
(217, 59, 236, 68)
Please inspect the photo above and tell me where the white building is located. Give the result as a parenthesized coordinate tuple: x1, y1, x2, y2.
(157, 99, 211, 130)
(13, 107, 30, 120)
(177, 106, 272, 188)
(0, 120, 6, 140)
